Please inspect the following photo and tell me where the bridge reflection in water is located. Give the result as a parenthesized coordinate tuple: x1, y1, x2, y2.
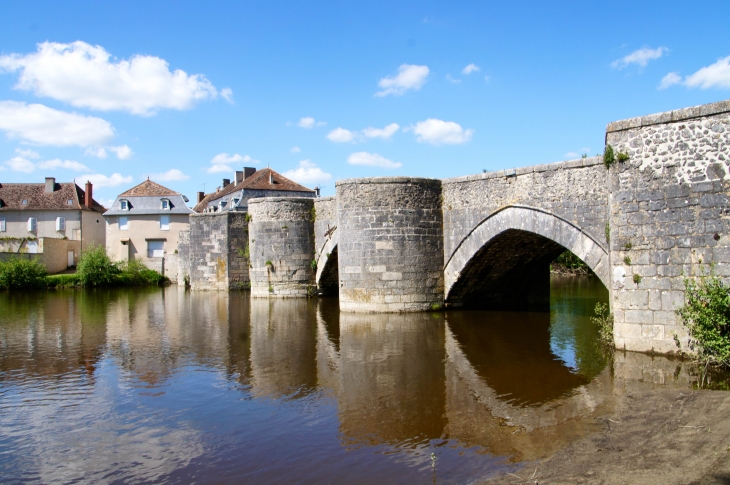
(0, 280, 694, 483)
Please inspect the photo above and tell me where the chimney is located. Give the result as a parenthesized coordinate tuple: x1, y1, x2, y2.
(197, 191, 205, 204)
(222, 178, 230, 188)
(243, 167, 256, 180)
(45, 177, 55, 193)
(84, 181, 93, 209)
(234, 171, 244, 185)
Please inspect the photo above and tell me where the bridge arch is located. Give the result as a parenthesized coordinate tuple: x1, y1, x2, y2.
(315, 228, 339, 295)
(444, 205, 609, 308)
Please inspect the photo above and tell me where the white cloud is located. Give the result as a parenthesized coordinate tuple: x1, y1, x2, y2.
(109, 145, 133, 160)
(207, 152, 258, 173)
(375, 64, 429, 97)
(326, 127, 356, 143)
(4, 156, 36, 173)
(462, 63, 480, 75)
(484, 75, 491, 82)
(362, 123, 400, 140)
(0, 41, 223, 116)
(445, 74, 462, 84)
(148, 168, 190, 181)
(297, 116, 326, 128)
(290, 146, 301, 153)
(612, 47, 667, 69)
(37, 159, 89, 171)
(220, 88, 234, 103)
(282, 160, 332, 186)
(684, 56, 730, 89)
(659, 72, 682, 90)
(564, 148, 591, 159)
(408, 118, 474, 145)
(0, 101, 114, 147)
(347, 151, 402, 169)
(79, 172, 133, 188)
(85, 147, 107, 158)
(15, 148, 40, 159)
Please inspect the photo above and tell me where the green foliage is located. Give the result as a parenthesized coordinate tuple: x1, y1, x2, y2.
(245, 213, 252, 222)
(677, 267, 730, 366)
(633, 273, 642, 284)
(623, 256, 632, 265)
(603, 144, 615, 169)
(309, 206, 316, 222)
(554, 250, 589, 270)
(0, 257, 48, 289)
(605, 221, 611, 243)
(430, 302, 443, 311)
(45, 274, 81, 287)
(76, 245, 121, 287)
(117, 258, 169, 286)
(617, 151, 630, 163)
(310, 259, 317, 271)
(581, 153, 588, 159)
(265, 260, 273, 266)
(623, 241, 633, 250)
(591, 302, 614, 345)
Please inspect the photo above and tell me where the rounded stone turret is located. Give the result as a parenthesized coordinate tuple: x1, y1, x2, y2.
(336, 177, 444, 312)
(248, 197, 316, 297)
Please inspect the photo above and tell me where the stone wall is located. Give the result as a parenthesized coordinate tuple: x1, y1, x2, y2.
(336, 177, 444, 312)
(248, 197, 315, 297)
(177, 212, 249, 290)
(606, 100, 730, 353)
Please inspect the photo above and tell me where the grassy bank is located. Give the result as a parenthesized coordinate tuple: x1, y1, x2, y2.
(0, 246, 168, 290)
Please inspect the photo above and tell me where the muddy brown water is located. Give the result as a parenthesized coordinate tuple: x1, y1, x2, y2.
(0, 276, 722, 484)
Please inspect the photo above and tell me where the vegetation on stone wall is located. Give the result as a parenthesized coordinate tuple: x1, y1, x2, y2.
(677, 266, 730, 367)
(603, 144, 615, 169)
(591, 302, 614, 346)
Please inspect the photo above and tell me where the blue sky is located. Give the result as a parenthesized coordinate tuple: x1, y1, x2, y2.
(0, 1, 729, 204)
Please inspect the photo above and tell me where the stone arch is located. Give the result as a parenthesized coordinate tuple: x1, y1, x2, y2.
(444, 205, 609, 305)
(315, 228, 339, 295)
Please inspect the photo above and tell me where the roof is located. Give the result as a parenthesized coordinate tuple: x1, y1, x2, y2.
(104, 179, 193, 216)
(119, 179, 180, 197)
(0, 181, 105, 213)
(193, 168, 315, 212)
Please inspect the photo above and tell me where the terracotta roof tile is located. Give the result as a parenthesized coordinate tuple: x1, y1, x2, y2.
(0, 182, 105, 213)
(119, 179, 180, 197)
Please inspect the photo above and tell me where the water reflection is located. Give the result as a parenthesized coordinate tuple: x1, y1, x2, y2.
(0, 279, 709, 483)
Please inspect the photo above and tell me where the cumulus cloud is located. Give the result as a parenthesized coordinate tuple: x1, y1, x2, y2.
(407, 118, 474, 145)
(290, 146, 301, 153)
(85, 147, 107, 158)
(347, 151, 402, 169)
(0, 41, 225, 116)
(298, 116, 326, 128)
(612, 47, 667, 69)
(37, 159, 89, 171)
(207, 152, 259, 173)
(362, 123, 400, 140)
(684, 56, 730, 89)
(0, 101, 114, 147)
(375, 64, 429, 97)
(109, 145, 133, 160)
(147, 168, 190, 181)
(79, 172, 133, 188)
(282, 160, 332, 186)
(326, 127, 356, 143)
(445, 74, 461, 84)
(4, 156, 36, 173)
(15, 148, 40, 159)
(659, 72, 682, 90)
(462, 63, 480, 75)
(220, 88, 234, 103)
(84, 144, 133, 160)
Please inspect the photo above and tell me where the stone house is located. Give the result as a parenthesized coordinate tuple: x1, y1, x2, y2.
(193, 167, 316, 213)
(0, 177, 106, 273)
(103, 179, 193, 280)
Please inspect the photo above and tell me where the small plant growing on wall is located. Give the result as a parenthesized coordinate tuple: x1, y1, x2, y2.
(623, 241, 633, 250)
(265, 260, 273, 267)
(591, 302, 614, 345)
(617, 151, 630, 163)
(633, 273, 642, 285)
(245, 213, 252, 222)
(310, 206, 316, 222)
(604, 221, 610, 243)
(623, 256, 632, 265)
(603, 144, 615, 169)
(310, 259, 317, 271)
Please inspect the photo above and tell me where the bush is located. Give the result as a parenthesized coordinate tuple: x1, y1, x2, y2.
(0, 257, 48, 289)
(45, 274, 81, 287)
(677, 267, 730, 366)
(591, 302, 614, 346)
(76, 245, 121, 286)
(117, 258, 168, 286)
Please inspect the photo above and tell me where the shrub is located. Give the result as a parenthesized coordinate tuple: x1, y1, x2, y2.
(0, 257, 48, 289)
(677, 267, 730, 366)
(633, 273, 642, 284)
(617, 151, 630, 163)
(76, 245, 121, 286)
(603, 144, 615, 169)
(591, 302, 614, 345)
(117, 258, 168, 286)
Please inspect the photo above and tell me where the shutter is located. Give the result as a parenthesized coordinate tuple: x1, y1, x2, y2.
(0, 218, 5, 232)
(160, 215, 170, 230)
(56, 217, 66, 231)
(119, 216, 128, 230)
(147, 240, 164, 258)
(28, 217, 37, 232)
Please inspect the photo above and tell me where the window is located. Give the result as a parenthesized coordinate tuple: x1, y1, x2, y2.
(161, 199, 170, 210)
(56, 217, 66, 231)
(0, 218, 5, 232)
(22, 200, 28, 205)
(219, 201, 227, 210)
(27, 217, 37, 232)
(67, 199, 73, 205)
(119, 216, 128, 230)
(160, 215, 170, 231)
(120, 199, 129, 210)
(232, 198, 240, 207)
(147, 240, 164, 258)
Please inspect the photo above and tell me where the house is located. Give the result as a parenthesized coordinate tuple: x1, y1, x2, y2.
(193, 167, 316, 213)
(103, 179, 193, 280)
(0, 177, 106, 272)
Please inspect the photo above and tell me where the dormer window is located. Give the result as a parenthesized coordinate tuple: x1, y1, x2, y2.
(120, 199, 129, 210)
(232, 198, 240, 207)
(160, 199, 171, 210)
(219, 200, 227, 210)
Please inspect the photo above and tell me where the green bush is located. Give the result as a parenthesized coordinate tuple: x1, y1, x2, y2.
(76, 245, 121, 286)
(591, 302, 614, 346)
(677, 267, 730, 366)
(603, 144, 615, 169)
(117, 258, 168, 286)
(0, 257, 48, 289)
(45, 274, 81, 287)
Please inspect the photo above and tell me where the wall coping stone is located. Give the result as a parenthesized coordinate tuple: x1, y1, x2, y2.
(442, 157, 602, 185)
(336, 176, 442, 187)
(606, 99, 730, 133)
(314, 196, 336, 202)
(248, 196, 316, 204)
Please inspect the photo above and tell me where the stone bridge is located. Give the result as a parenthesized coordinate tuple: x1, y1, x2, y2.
(242, 99, 730, 355)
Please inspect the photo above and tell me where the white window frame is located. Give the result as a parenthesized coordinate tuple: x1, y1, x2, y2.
(232, 198, 240, 207)
(56, 216, 66, 231)
(160, 215, 170, 231)
(0, 217, 5, 232)
(147, 240, 164, 258)
(28, 217, 37, 232)
(120, 199, 129, 210)
(119, 216, 128, 231)
(161, 199, 170, 210)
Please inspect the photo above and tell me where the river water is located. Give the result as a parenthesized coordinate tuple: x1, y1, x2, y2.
(0, 276, 700, 484)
